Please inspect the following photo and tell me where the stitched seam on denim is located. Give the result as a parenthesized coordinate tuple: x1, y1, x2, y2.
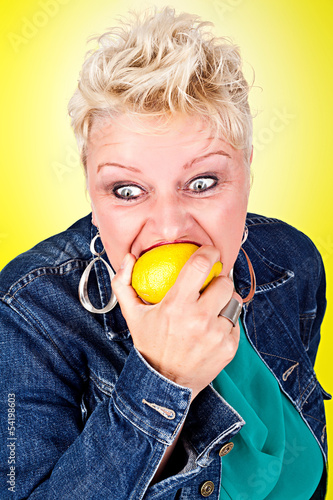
(237, 273, 290, 292)
(0, 295, 75, 371)
(299, 377, 317, 408)
(259, 351, 302, 399)
(251, 255, 288, 277)
(93, 259, 127, 337)
(299, 376, 316, 397)
(217, 457, 222, 499)
(94, 259, 108, 306)
(245, 217, 282, 226)
(259, 351, 298, 364)
(245, 278, 292, 295)
(6, 260, 88, 297)
(130, 446, 164, 500)
(105, 328, 130, 339)
(189, 420, 244, 465)
(148, 469, 201, 498)
(112, 395, 174, 444)
(257, 274, 291, 288)
(188, 388, 245, 458)
(134, 347, 193, 394)
(90, 370, 114, 389)
(113, 388, 180, 441)
(237, 241, 293, 293)
(200, 421, 244, 463)
(245, 239, 294, 277)
(302, 413, 325, 425)
(147, 469, 200, 498)
(296, 366, 302, 399)
(211, 387, 246, 423)
(89, 371, 114, 396)
(251, 303, 258, 348)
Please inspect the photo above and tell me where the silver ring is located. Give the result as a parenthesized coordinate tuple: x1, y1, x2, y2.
(219, 298, 242, 327)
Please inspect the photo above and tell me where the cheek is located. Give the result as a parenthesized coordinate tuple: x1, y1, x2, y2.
(100, 225, 127, 272)
(97, 208, 143, 271)
(204, 190, 247, 230)
(204, 194, 247, 271)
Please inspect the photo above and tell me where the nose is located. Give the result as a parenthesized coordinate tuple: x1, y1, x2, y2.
(146, 194, 195, 242)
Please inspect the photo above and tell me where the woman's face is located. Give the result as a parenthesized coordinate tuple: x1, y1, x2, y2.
(86, 114, 251, 276)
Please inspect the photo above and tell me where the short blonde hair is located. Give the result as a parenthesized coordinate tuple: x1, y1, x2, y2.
(68, 7, 253, 168)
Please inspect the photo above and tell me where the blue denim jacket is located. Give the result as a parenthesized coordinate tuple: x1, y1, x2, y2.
(0, 213, 330, 499)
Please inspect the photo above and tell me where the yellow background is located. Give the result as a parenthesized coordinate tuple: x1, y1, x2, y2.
(1, 0, 332, 495)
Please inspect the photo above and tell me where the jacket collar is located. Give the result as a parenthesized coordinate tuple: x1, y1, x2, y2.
(90, 222, 131, 340)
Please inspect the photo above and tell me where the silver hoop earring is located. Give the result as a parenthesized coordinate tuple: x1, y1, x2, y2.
(78, 233, 118, 314)
(241, 225, 248, 245)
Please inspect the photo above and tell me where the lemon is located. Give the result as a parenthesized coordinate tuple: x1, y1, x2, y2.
(131, 243, 222, 304)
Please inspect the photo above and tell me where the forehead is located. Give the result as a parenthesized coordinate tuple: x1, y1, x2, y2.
(87, 113, 239, 161)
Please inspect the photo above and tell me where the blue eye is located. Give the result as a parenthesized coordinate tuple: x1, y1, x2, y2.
(114, 185, 143, 199)
(188, 177, 217, 192)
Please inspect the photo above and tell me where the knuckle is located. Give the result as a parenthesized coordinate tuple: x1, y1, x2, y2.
(201, 244, 221, 261)
(191, 255, 212, 273)
(221, 276, 234, 292)
(161, 296, 183, 318)
(196, 309, 212, 325)
(224, 339, 238, 362)
(185, 314, 210, 336)
(224, 275, 234, 287)
(111, 274, 120, 290)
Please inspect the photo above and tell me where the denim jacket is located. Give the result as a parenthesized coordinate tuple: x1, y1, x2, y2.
(0, 213, 330, 499)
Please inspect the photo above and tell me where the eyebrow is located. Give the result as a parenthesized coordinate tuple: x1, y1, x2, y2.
(184, 150, 231, 169)
(97, 162, 141, 173)
(97, 150, 231, 173)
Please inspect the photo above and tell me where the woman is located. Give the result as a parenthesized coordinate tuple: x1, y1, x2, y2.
(0, 7, 329, 499)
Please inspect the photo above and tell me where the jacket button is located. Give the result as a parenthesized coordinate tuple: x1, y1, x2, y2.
(200, 481, 215, 497)
(219, 442, 234, 457)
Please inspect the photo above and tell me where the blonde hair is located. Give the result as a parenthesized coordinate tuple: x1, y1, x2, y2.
(68, 7, 253, 168)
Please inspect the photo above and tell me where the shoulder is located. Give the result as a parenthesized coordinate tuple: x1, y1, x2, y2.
(0, 214, 92, 298)
(246, 213, 317, 248)
(245, 212, 325, 285)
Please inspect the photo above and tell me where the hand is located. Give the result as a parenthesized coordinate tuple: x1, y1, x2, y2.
(111, 246, 242, 400)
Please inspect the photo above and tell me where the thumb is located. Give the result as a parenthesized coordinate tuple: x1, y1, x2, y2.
(112, 253, 142, 317)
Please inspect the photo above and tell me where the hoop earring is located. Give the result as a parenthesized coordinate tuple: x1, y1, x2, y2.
(78, 233, 118, 314)
(241, 225, 248, 245)
(240, 233, 256, 303)
(228, 225, 255, 302)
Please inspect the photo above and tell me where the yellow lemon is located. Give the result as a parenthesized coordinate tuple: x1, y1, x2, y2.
(132, 243, 223, 304)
